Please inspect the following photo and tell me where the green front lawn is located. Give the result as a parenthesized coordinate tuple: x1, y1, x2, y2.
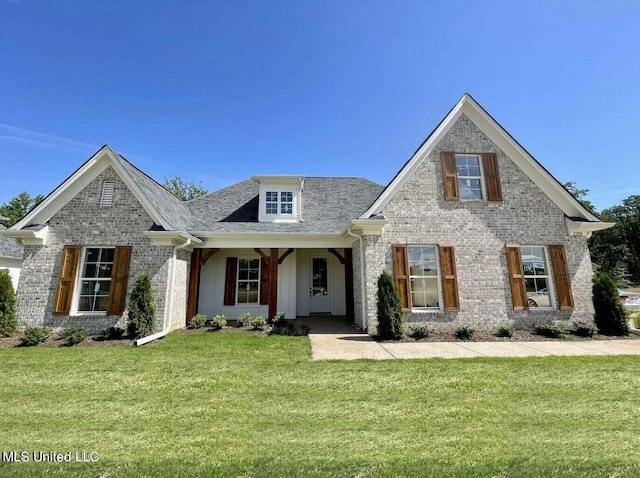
(1, 332, 639, 477)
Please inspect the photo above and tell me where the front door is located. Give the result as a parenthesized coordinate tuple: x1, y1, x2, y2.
(309, 257, 330, 313)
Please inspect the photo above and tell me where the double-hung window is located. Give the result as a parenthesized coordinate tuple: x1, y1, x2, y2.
(408, 246, 441, 309)
(265, 192, 278, 214)
(520, 246, 553, 308)
(456, 154, 484, 200)
(77, 247, 115, 312)
(237, 258, 260, 304)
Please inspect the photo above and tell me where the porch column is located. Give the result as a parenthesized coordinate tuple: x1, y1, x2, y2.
(345, 248, 354, 322)
(269, 248, 278, 319)
(186, 248, 202, 324)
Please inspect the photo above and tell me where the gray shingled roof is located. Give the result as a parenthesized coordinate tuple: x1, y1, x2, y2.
(114, 154, 194, 231)
(0, 225, 23, 259)
(187, 177, 385, 234)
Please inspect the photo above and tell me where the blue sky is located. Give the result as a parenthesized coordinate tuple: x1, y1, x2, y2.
(1, 0, 638, 211)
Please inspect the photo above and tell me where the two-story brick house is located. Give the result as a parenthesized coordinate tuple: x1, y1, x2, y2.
(1, 94, 612, 338)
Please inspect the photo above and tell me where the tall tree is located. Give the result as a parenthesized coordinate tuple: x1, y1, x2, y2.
(163, 176, 208, 201)
(562, 181, 597, 214)
(0, 192, 44, 227)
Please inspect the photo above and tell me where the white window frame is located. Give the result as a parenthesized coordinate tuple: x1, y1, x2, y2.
(73, 246, 115, 315)
(265, 191, 279, 215)
(455, 153, 486, 201)
(408, 245, 443, 312)
(520, 245, 556, 310)
(236, 257, 261, 305)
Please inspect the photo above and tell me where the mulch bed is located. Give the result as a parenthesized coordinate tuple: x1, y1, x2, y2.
(0, 334, 134, 348)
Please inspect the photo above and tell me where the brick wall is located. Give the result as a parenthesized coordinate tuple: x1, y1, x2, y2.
(17, 167, 174, 334)
(361, 113, 594, 334)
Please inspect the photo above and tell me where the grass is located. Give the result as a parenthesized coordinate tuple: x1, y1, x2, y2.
(0, 332, 639, 477)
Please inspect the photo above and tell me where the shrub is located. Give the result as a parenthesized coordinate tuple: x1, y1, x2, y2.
(60, 326, 87, 346)
(189, 314, 207, 329)
(270, 312, 286, 326)
(101, 326, 125, 340)
(593, 272, 629, 336)
(270, 320, 309, 336)
(532, 323, 565, 338)
(571, 320, 597, 338)
(496, 325, 515, 338)
(127, 275, 157, 339)
(236, 312, 254, 327)
(21, 326, 49, 346)
(211, 314, 227, 330)
(454, 326, 475, 340)
(0, 269, 17, 337)
(409, 325, 432, 340)
(376, 270, 404, 340)
(252, 316, 267, 331)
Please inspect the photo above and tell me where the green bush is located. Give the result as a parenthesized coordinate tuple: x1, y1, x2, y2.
(0, 269, 17, 337)
(376, 270, 404, 340)
(571, 320, 597, 338)
(454, 326, 475, 340)
(127, 275, 157, 339)
(236, 312, 254, 327)
(496, 325, 515, 338)
(100, 326, 125, 340)
(189, 314, 207, 329)
(211, 314, 227, 330)
(60, 326, 87, 346)
(409, 325, 432, 340)
(21, 326, 49, 346)
(270, 320, 309, 336)
(593, 272, 629, 336)
(532, 323, 565, 338)
(252, 316, 267, 331)
(270, 312, 286, 326)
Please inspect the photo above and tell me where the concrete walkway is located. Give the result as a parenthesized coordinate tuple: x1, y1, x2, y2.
(304, 317, 640, 361)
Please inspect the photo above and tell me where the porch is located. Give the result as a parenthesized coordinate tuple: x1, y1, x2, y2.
(186, 247, 354, 323)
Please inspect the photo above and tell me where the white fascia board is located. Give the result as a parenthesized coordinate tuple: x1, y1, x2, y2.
(143, 231, 203, 247)
(12, 146, 170, 231)
(192, 233, 353, 249)
(361, 94, 602, 224)
(0, 257, 22, 266)
(0, 225, 49, 245)
(565, 218, 615, 239)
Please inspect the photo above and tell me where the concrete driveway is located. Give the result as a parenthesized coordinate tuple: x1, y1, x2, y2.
(302, 316, 640, 361)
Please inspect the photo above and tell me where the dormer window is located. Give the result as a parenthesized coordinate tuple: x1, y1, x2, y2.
(253, 176, 304, 223)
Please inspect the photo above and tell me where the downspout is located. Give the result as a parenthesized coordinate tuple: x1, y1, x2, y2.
(135, 239, 191, 346)
(346, 227, 367, 331)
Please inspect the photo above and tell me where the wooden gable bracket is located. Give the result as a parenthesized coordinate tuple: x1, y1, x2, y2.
(327, 248, 345, 264)
(278, 248, 294, 265)
(200, 248, 220, 266)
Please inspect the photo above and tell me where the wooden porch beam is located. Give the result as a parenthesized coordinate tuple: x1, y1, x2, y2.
(186, 248, 202, 324)
(344, 248, 354, 322)
(254, 248, 269, 261)
(278, 248, 294, 265)
(269, 248, 278, 320)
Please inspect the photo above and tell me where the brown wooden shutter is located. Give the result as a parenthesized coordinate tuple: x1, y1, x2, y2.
(392, 244, 412, 312)
(483, 153, 502, 201)
(439, 245, 460, 311)
(549, 245, 574, 310)
(53, 245, 82, 315)
(441, 152, 459, 201)
(260, 257, 270, 305)
(223, 257, 238, 306)
(505, 244, 528, 310)
(106, 246, 132, 315)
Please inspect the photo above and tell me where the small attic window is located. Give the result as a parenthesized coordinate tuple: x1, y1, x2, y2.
(100, 181, 115, 207)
